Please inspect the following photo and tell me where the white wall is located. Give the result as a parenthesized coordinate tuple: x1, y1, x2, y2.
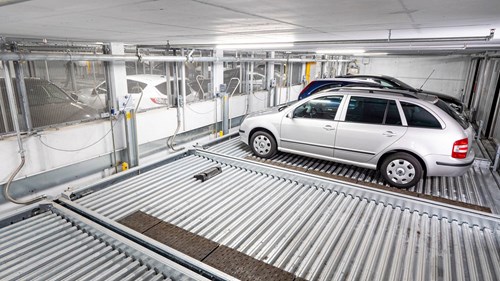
(357, 55, 472, 99)
(0, 119, 126, 183)
(1, 84, 304, 186)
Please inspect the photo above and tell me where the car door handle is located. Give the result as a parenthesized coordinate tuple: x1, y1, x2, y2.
(323, 125, 335, 131)
(383, 131, 397, 137)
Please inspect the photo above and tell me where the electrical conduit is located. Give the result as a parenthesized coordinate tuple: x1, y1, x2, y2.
(1, 61, 46, 204)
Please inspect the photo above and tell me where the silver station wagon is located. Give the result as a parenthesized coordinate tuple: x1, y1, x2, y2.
(239, 89, 475, 188)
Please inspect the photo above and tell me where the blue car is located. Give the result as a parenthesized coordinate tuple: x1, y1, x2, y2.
(298, 78, 382, 100)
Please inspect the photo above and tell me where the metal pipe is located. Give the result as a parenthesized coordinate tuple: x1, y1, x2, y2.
(493, 145, 500, 171)
(44, 61, 50, 81)
(476, 120, 484, 140)
(0, 52, 350, 63)
(103, 61, 119, 174)
(168, 58, 184, 152)
(1, 61, 46, 204)
(180, 49, 187, 131)
(13, 61, 33, 132)
(174, 32, 495, 49)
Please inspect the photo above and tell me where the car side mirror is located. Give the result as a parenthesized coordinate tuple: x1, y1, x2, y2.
(287, 112, 294, 119)
(70, 93, 79, 101)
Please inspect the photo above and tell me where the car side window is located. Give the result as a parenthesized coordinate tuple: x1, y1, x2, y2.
(345, 96, 387, 124)
(400, 101, 442, 129)
(127, 80, 147, 94)
(293, 96, 343, 120)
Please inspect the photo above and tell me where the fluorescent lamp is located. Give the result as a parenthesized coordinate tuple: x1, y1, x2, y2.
(353, 52, 388, 56)
(0, 0, 29, 7)
(216, 43, 294, 50)
(316, 49, 365, 54)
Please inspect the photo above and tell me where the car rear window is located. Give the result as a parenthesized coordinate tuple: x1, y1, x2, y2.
(435, 99, 469, 129)
(127, 80, 147, 94)
(400, 101, 442, 129)
(155, 82, 169, 96)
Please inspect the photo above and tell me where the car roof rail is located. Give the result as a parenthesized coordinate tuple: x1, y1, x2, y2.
(329, 87, 419, 98)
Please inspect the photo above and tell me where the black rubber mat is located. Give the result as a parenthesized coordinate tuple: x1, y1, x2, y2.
(203, 245, 295, 281)
(117, 210, 162, 233)
(144, 220, 220, 261)
(119, 211, 303, 281)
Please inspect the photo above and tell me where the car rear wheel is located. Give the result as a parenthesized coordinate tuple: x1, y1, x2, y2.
(381, 152, 423, 188)
(250, 131, 277, 159)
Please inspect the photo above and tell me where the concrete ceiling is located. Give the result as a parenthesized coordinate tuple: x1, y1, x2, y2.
(1, 0, 499, 52)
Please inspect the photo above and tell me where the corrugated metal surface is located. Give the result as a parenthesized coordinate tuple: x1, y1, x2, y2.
(0, 205, 206, 281)
(74, 153, 500, 281)
(206, 137, 498, 209)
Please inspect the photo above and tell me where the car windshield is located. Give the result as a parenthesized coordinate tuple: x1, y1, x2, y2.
(26, 82, 73, 106)
(435, 99, 469, 129)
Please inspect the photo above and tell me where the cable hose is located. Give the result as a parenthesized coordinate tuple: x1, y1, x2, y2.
(3, 156, 46, 205)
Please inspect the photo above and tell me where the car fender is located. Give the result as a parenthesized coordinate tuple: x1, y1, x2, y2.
(244, 117, 281, 146)
(374, 132, 449, 171)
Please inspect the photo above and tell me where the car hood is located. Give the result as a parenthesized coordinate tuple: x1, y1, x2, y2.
(246, 106, 281, 118)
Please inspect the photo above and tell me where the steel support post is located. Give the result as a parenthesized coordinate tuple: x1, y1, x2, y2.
(13, 61, 32, 131)
(221, 92, 229, 135)
(266, 51, 275, 108)
(124, 108, 139, 168)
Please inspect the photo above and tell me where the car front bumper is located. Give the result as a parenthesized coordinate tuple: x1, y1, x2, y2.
(239, 128, 249, 145)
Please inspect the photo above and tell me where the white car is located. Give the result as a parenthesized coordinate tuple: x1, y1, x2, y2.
(77, 75, 177, 111)
(239, 88, 475, 188)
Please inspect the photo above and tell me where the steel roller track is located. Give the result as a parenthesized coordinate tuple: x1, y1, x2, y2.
(206, 137, 499, 211)
(70, 150, 500, 281)
(0, 202, 210, 281)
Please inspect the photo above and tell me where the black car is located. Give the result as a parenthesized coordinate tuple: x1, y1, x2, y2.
(337, 74, 464, 113)
(0, 78, 100, 133)
(297, 78, 383, 100)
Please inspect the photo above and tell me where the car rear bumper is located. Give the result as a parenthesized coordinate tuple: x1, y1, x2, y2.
(424, 151, 475, 177)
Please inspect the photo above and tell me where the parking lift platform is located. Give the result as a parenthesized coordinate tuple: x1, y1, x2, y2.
(60, 146, 500, 281)
(0, 201, 229, 281)
(206, 136, 500, 214)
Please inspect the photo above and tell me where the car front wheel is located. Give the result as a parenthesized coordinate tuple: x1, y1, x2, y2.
(381, 152, 423, 188)
(250, 131, 277, 159)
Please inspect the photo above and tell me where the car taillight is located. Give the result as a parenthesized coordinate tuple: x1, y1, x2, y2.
(452, 138, 468, 159)
(150, 97, 168, 105)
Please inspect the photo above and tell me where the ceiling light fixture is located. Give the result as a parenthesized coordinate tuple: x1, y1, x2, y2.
(0, 0, 30, 7)
(316, 49, 365, 54)
(216, 43, 294, 50)
(353, 52, 388, 56)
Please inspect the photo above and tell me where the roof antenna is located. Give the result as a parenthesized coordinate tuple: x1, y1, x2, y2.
(419, 69, 435, 90)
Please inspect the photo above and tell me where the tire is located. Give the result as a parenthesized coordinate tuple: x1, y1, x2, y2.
(250, 131, 277, 159)
(380, 152, 423, 189)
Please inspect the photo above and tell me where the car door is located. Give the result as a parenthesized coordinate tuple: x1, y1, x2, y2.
(280, 95, 345, 158)
(334, 96, 408, 163)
